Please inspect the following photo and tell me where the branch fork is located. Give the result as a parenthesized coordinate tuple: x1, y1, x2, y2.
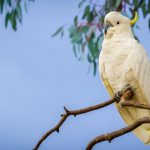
(33, 90, 150, 150)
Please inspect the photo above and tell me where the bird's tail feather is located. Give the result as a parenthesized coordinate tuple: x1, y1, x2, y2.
(133, 126, 150, 144)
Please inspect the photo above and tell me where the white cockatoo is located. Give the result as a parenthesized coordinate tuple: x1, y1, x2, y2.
(99, 11, 150, 144)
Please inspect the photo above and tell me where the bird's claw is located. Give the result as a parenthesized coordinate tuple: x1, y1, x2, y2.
(113, 91, 122, 103)
(122, 84, 134, 100)
(123, 84, 132, 93)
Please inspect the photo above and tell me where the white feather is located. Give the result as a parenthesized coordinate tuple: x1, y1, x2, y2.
(99, 11, 150, 144)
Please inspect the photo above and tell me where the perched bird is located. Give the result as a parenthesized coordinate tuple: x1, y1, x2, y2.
(99, 11, 150, 144)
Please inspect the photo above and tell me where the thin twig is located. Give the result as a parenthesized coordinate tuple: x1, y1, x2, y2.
(33, 98, 115, 150)
(86, 117, 150, 150)
(34, 89, 150, 150)
(120, 101, 150, 110)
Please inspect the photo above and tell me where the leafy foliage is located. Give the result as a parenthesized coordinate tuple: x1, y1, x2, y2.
(53, 0, 150, 75)
(0, 0, 150, 75)
(0, 0, 34, 30)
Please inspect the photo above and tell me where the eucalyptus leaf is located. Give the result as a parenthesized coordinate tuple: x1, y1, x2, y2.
(24, 1, 28, 13)
(148, 0, 150, 13)
(16, 3, 22, 22)
(141, 2, 147, 18)
(82, 5, 90, 19)
(73, 44, 77, 57)
(7, 0, 11, 6)
(133, 0, 139, 8)
(61, 30, 64, 39)
(87, 53, 93, 63)
(93, 61, 97, 76)
(87, 12, 94, 22)
(148, 18, 150, 30)
(1, 0, 150, 76)
(74, 16, 78, 26)
(115, 0, 121, 8)
(0, 0, 4, 13)
(11, 11, 17, 31)
(78, 0, 86, 8)
(52, 26, 63, 37)
(5, 12, 10, 27)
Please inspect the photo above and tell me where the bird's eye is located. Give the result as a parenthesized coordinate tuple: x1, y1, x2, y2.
(117, 21, 120, 24)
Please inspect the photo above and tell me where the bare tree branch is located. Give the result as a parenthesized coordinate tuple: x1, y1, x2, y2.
(33, 98, 115, 150)
(33, 89, 150, 150)
(120, 101, 150, 110)
(86, 117, 150, 150)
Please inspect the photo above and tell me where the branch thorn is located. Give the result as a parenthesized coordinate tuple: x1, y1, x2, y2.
(64, 106, 70, 114)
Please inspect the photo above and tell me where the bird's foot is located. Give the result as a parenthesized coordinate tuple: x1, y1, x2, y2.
(113, 84, 134, 103)
(122, 84, 134, 100)
(113, 91, 123, 103)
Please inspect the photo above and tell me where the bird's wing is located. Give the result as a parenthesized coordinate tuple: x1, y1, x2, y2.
(128, 39, 150, 104)
(100, 39, 150, 144)
(99, 58, 114, 98)
(120, 39, 150, 144)
(101, 75, 114, 98)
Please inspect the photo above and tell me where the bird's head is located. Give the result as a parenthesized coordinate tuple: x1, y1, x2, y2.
(104, 11, 138, 39)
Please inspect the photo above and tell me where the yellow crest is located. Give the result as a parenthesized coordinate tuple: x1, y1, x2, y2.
(130, 11, 138, 25)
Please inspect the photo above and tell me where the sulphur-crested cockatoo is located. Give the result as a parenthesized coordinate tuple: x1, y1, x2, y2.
(99, 11, 150, 144)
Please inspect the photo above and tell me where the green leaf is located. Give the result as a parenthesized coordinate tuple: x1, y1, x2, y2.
(72, 44, 77, 57)
(88, 40, 94, 54)
(115, 0, 121, 8)
(133, 0, 139, 8)
(149, 19, 150, 30)
(51, 26, 63, 37)
(71, 34, 82, 43)
(95, 37, 99, 51)
(7, 0, 11, 6)
(93, 61, 97, 76)
(74, 16, 78, 26)
(82, 5, 90, 19)
(5, 12, 10, 28)
(68, 25, 76, 38)
(69, 26, 83, 44)
(87, 53, 93, 63)
(148, 0, 150, 13)
(141, 2, 147, 18)
(16, 3, 22, 22)
(81, 42, 86, 52)
(61, 30, 64, 39)
(24, 1, 28, 13)
(78, 0, 86, 8)
(87, 12, 94, 22)
(0, 0, 4, 13)
(88, 40, 95, 57)
(78, 26, 89, 33)
(98, 34, 104, 49)
(11, 11, 17, 31)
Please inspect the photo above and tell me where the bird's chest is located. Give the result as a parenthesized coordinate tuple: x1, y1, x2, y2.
(100, 45, 133, 92)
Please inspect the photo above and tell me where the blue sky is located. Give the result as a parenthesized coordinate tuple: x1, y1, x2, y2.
(0, 0, 150, 150)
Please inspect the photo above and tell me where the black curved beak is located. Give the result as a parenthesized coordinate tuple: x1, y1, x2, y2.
(104, 21, 113, 34)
